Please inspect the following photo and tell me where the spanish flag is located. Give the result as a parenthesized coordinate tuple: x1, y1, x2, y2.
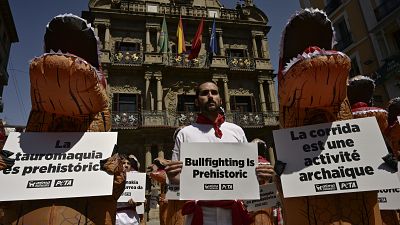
(176, 15, 186, 54)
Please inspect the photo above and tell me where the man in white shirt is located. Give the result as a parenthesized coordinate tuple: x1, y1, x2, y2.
(166, 81, 275, 225)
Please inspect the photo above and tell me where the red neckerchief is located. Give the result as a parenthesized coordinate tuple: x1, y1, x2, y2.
(182, 200, 252, 225)
(196, 113, 225, 138)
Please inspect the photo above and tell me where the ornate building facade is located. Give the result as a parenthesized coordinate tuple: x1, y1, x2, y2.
(0, 0, 18, 112)
(299, 0, 400, 107)
(83, 0, 278, 171)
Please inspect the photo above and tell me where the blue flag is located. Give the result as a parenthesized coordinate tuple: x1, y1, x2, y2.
(209, 17, 217, 58)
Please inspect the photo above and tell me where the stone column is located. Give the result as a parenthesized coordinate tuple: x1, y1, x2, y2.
(258, 80, 267, 112)
(158, 144, 164, 159)
(145, 145, 152, 170)
(223, 79, 231, 112)
(94, 23, 98, 36)
(261, 37, 270, 59)
(156, 76, 163, 111)
(218, 31, 225, 56)
(146, 28, 151, 52)
(105, 23, 110, 50)
(252, 34, 259, 58)
(267, 80, 278, 112)
(145, 74, 151, 110)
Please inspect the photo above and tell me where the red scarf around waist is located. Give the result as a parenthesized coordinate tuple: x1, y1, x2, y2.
(182, 200, 252, 225)
(196, 113, 225, 138)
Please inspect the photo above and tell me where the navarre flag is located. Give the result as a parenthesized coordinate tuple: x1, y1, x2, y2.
(176, 15, 186, 54)
(209, 17, 218, 58)
(158, 15, 169, 53)
(188, 17, 204, 60)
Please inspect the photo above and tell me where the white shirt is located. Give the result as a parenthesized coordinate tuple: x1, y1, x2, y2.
(172, 121, 248, 225)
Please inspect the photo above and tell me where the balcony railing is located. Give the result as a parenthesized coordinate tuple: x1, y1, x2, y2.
(227, 57, 255, 71)
(374, 0, 400, 21)
(112, 111, 141, 129)
(112, 51, 143, 66)
(324, 0, 343, 15)
(112, 110, 278, 129)
(168, 54, 208, 68)
(335, 32, 353, 51)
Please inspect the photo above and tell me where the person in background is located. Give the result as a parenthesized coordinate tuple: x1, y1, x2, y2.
(116, 154, 141, 225)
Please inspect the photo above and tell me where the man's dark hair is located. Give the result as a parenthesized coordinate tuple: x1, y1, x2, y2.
(195, 81, 219, 98)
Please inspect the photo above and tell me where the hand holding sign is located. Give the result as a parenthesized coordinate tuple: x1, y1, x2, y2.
(165, 160, 183, 185)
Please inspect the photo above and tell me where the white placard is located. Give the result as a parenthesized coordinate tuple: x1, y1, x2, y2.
(378, 172, 400, 210)
(165, 176, 180, 200)
(244, 183, 279, 212)
(180, 143, 259, 200)
(0, 132, 117, 201)
(273, 117, 400, 198)
(136, 204, 144, 214)
(118, 172, 146, 203)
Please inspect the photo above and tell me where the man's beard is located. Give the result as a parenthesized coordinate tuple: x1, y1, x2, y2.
(201, 100, 220, 113)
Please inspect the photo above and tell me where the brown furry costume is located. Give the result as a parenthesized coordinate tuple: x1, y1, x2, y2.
(278, 8, 382, 225)
(1, 14, 125, 225)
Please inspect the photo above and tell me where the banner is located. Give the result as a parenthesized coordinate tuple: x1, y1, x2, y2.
(378, 172, 400, 210)
(273, 117, 400, 198)
(0, 132, 117, 201)
(180, 143, 259, 200)
(244, 183, 279, 212)
(118, 172, 146, 203)
(165, 176, 180, 200)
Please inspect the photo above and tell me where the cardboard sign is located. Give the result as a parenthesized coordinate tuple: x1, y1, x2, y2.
(378, 172, 400, 210)
(180, 143, 259, 200)
(244, 183, 280, 212)
(118, 172, 146, 203)
(165, 176, 180, 200)
(273, 117, 400, 198)
(0, 132, 117, 201)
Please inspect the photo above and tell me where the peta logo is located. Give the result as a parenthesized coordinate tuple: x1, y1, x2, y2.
(315, 183, 337, 192)
(54, 179, 74, 187)
(339, 181, 358, 190)
(122, 192, 131, 196)
(27, 180, 52, 188)
(378, 197, 387, 203)
(221, 184, 233, 190)
(204, 184, 219, 190)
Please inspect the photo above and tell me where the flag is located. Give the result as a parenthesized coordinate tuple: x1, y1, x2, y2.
(188, 17, 204, 60)
(209, 17, 218, 59)
(158, 15, 169, 53)
(176, 15, 186, 54)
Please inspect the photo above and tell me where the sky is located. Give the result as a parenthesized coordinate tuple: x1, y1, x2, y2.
(2, 0, 301, 126)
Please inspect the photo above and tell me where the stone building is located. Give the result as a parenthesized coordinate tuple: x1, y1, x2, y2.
(0, 0, 18, 112)
(299, 0, 400, 107)
(83, 0, 279, 171)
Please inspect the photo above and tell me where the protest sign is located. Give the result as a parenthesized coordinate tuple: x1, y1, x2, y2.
(118, 172, 146, 203)
(244, 183, 279, 212)
(378, 172, 400, 210)
(0, 132, 117, 201)
(165, 176, 180, 200)
(180, 143, 259, 200)
(273, 117, 400, 198)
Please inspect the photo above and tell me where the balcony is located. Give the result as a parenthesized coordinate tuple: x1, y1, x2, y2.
(111, 51, 143, 66)
(335, 32, 353, 51)
(227, 57, 255, 71)
(112, 110, 278, 129)
(374, 0, 400, 21)
(324, 0, 342, 15)
(168, 54, 208, 69)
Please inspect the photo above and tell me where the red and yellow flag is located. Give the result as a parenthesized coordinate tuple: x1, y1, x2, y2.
(176, 15, 186, 54)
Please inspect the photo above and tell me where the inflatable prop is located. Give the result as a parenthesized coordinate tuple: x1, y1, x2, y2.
(1, 14, 125, 225)
(278, 8, 382, 224)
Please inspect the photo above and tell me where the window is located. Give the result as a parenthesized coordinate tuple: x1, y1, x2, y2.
(349, 57, 361, 77)
(226, 49, 247, 57)
(230, 96, 256, 112)
(115, 42, 141, 52)
(113, 93, 141, 112)
(334, 18, 352, 51)
(177, 95, 197, 112)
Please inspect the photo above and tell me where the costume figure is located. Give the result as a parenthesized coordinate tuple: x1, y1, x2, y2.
(1, 14, 125, 225)
(278, 8, 382, 225)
